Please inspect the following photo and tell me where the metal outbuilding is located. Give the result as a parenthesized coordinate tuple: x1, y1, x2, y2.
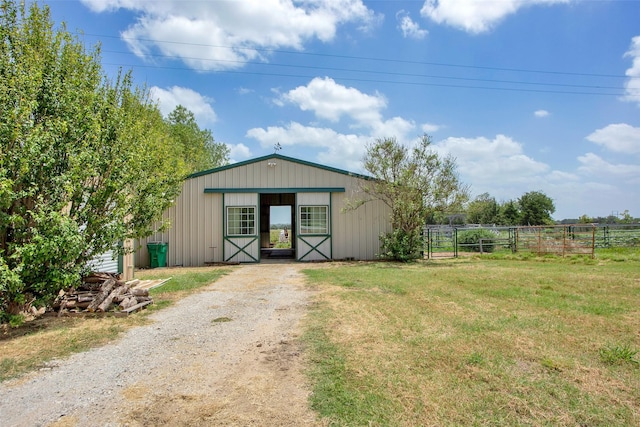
(136, 154, 392, 266)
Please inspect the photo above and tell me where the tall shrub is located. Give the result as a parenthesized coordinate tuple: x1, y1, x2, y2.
(346, 135, 469, 261)
(457, 229, 497, 253)
(0, 0, 186, 318)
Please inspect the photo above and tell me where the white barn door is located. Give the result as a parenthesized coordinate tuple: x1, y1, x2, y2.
(296, 193, 331, 261)
(224, 193, 260, 263)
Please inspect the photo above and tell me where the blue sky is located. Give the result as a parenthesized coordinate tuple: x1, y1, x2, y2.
(43, 0, 640, 220)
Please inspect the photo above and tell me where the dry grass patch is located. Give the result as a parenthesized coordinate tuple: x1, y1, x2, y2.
(303, 258, 640, 426)
(1, 316, 143, 382)
(1, 266, 230, 382)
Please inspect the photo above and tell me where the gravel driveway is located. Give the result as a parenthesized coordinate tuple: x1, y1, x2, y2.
(0, 263, 321, 426)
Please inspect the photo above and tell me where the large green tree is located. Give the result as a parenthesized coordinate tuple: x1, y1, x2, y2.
(166, 105, 229, 173)
(518, 191, 556, 225)
(0, 0, 186, 317)
(348, 135, 469, 261)
(497, 200, 520, 225)
(466, 192, 500, 224)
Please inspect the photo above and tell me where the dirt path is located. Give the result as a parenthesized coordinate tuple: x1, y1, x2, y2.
(0, 263, 323, 427)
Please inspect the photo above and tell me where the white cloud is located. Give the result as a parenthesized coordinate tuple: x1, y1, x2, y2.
(435, 134, 549, 186)
(250, 78, 428, 170)
(246, 122, 369, 172)
(81, 0, 379, 71)
(149, 86, 217, 124)
(420, 0, 569, 34)
(396, 10, 428, 40)
(422, 123, 441, 133)
(227, 143, 252, 162)
(280, 77, 387, 126)
(577, 153, 640, 179)
(586, 123, 640, 154)
(370, 117, 416, 140)
(623, 35, 640, 106)
(547, 170, 579, 182)
(534, 110, 550, 118)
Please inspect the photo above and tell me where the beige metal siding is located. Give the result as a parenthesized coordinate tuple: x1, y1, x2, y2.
(332, 177, 391, 260)
(201, 158, 350, 189)
(136, 156, 392, 267)
(137, 179, 223, 267)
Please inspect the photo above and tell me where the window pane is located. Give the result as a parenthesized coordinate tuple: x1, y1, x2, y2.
(227, 206, 256, 236)
(300, 205, 328, 234)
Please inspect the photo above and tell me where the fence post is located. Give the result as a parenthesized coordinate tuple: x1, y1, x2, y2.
(426, 227, 431, 260)
(454, 227, 458, 258)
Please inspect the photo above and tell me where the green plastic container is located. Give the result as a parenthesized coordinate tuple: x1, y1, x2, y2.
(147, 242, 168, 268)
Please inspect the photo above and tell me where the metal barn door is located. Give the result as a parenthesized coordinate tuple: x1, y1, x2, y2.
(296, 192, 331, 261)
(223, 193, 260, 263)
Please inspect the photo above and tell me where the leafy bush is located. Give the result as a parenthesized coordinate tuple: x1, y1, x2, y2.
(0, 256, 24, 321)
(458, 229, 498, 253)
(379, 229, 423, 262)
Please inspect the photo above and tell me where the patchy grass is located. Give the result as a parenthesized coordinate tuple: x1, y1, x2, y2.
(1, 266, 230, 382)
(302, 257, 640, 426)
(0, 317, 129, 382)
(599, 343, 639, 366)
(134, 266, 232, 312)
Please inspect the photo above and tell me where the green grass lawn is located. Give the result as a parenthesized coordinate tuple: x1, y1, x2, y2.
(302, 256, 640, 426)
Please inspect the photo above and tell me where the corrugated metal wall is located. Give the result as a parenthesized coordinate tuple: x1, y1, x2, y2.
(87, 240, 134, 280)
(137, 157, 391, 267)
(332, 178, 391, 260)
(88, 250, 119, 273)
(137, 179, 223, 267)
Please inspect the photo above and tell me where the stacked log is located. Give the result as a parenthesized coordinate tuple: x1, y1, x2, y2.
(54, 272, 152, 315)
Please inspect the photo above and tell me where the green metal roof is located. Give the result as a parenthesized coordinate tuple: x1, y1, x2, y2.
(187, 153, 374, 180)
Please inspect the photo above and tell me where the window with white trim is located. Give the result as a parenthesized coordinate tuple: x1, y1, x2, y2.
(299, 205, 329, 235)
(226, 206, 256, 236)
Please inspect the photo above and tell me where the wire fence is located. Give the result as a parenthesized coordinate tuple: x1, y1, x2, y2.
(425, 224, 640, 259)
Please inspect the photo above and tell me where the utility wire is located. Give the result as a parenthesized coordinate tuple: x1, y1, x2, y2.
(100, 48, 629, 92)
(102, 61, 630, 96)
(81, 32, 629, 80)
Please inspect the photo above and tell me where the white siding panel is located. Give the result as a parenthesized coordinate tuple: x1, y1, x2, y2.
(225, 193, 258, 206)
(297, 192, 330, 205)
(88, 250, 119, 273)
(298, 236, 331, 261)
(224, 237, 259, 263)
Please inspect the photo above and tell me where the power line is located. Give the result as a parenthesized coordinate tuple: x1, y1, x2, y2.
(99, 47, 629, 93)
(102, 61, 630, 96)
(81, 32, 629, 80)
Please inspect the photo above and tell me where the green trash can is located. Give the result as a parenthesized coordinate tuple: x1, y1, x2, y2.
(147, 242, 168, 268)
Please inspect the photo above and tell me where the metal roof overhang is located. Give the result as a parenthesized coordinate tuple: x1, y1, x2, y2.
(204, 187, 345, 194)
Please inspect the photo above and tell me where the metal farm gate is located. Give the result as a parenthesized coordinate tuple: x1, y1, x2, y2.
(425, 225, 598, 259)
(514, 225, 596, 257)
(425, 226, 458, 259)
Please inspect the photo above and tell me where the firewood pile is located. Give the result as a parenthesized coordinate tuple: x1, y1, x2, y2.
(54, 272, 153, 316)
